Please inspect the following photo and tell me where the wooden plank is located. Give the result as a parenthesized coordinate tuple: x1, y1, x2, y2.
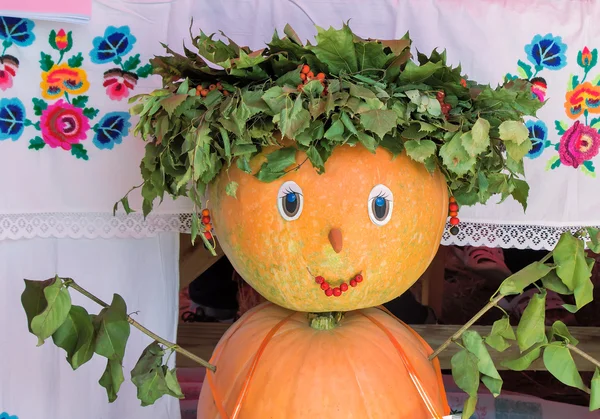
(179, 233, 224, 290)
(176, 322, 600, 371)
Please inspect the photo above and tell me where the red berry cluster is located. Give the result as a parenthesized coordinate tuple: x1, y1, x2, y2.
(297, 64, 327, 96)
(196, 82, 230, 97)
(448, 197, 460, 235)
(201, 208, 213, 241)
(436, 91, 451, 118)
(315, 274, 363, 297)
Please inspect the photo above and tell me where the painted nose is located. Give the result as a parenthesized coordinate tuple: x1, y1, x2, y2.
(328, 228, 343, 253)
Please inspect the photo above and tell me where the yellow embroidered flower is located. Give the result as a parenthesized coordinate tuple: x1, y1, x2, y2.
(565, 82, 600, 119)
(40, 63, 90, 100)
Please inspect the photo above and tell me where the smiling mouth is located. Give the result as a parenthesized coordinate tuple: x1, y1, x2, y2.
(309, 271, 364, 297)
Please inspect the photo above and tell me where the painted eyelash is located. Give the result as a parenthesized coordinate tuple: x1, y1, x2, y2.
(370, 191, 393, 202)
(279, 187, 303, 199)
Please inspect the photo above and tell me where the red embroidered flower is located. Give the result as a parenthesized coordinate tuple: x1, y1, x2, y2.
(55, 29, 69, 50)
(530, 77, 547, 102)
(0, 55, 19, 91)
(40, 100, 90, 150)
(559, 120, 600, 168)
(103, 68, 138, 101)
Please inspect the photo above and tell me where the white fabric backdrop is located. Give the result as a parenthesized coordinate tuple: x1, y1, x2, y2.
(0, 233, 181, 419)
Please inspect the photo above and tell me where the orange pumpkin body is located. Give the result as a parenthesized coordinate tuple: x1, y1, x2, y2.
(197, 303, 450, 419)
(210, 145, 448, 312)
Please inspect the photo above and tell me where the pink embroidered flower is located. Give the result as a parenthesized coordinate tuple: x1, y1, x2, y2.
(40, 100, 90, 150)
(559, 120, 600, 168)
(530, 77, 547, 102)
(103, 68, 138, 101)
(0, 55, 19, 91)
(55, 29, 69, 50)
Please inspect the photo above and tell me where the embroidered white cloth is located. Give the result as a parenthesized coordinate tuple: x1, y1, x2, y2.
(2, 0, 600, 249)
(0, 233, 181, 419)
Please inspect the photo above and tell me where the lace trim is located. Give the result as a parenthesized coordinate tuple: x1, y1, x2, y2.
(441, 222, 592, 250)
(0, 213, 589, 249)
(0, 213, 192, 240)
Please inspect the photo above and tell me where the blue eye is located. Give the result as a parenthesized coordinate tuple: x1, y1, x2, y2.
(375, 196, 385, 207)
(286, 193, 297, 203)
(368, 184, 394, 226)
(277, 181, 304, 221)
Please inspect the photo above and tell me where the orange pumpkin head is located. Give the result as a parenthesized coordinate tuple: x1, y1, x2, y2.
(198, 303, 450, 419)
(210, 145, 448, 312)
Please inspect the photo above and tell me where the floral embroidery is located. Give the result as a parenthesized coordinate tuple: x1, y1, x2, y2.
(0, 97, 26, 141)
(89, 25, 153, 101)
(0, 55, 18, 91)
(546, 46, 600, 177)
(0, 16, 35, 90)
(93, 112, 131, 149)
(525, 33, 568, 71)
(525, 120, 551, 159)
(0, 413, 18, 419)
(39, 99, 91, 150)
(40, 63, 90, 100)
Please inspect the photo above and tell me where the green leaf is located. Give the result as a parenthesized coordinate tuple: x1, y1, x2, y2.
(485, 316, 516, 352)
(21, 278, 54, 333)
(122, 54, 141, 72)
(510, 179, 529, 212)
(543, 343, 587, 391)
(32, 98, 48, 116)
(71, 95, 89, 109)
(554, 232, 590, 291)
(398, 60, 443, 83)
(517, 60, 533, 79)
(541, 270, 574, 295)
(439, 132, 476, 176)
(255, 147, 297, 182)
(355, 41, 389, 71)
(48, 29, 58, 50)
(136, 63, 154, 78)
(356, 131, 377, 152)
(451, 349, 480, 398)
(306, 145, 325, 172)
(52, 305, 95, 370)
(379, 134, 404, 157)
(39, 52, 54, 71)
(464, 118, 491, 156)
(30, 276, 72, 346)
(131, 342, 169, 406)
(165, 368, 184, 399)
(591, 368, 600, 411)
(359, 109, 397, 139)
(67, 52, 84, 68)
(93, 294, 130, 362)
(502, 340, 546, 371)
(309, 24, 358, 74)
(302, 80, 324, 97)
(296, 120, 325, 146)
(278, 96, 310, 139)
(462, 330, 503, 396)
(556, 120, 569, 134)
(550, 321, 579, 345)
(70, 144, 89, 160)
(516, 289, 546, 352)
(225, 181, 238, 198)
(99, 359, 125, 402)
(349, 83, 377, 99)
(404, 139, 436, 163)
(262, 86, 290, 113)
(324, 119, 345, 142)
(83, 107, 99, 119)
(587, 227, 600, 253)
(160, 94, 188, 117)
(505, 138, 532, 161)
(462, 396, 478, 419)
(499, 120, 529, 144)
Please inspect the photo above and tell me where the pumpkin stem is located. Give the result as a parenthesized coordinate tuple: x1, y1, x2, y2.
(308, 312, 344, 330)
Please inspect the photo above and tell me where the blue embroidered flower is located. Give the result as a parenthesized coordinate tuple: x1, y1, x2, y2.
(90, 26, 136, 64)
(0, 16, 35, 47)
(93, 112, 131, 149)
(0, 97, 26, 141)
(0, 412, 18, 419)
(525, 34, 567, 71)
(525, 120, 550, 158)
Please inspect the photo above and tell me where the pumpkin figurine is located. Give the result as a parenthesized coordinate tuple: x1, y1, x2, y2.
(128, 23, 542, 419)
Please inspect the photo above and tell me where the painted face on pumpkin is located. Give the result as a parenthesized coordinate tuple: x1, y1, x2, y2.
(210, 144, 448, 312)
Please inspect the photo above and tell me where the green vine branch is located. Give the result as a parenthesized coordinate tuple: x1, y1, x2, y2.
(63, 278, 216, 372)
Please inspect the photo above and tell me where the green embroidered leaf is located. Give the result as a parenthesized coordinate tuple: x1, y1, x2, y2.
(28, 137, 46, 150)
(123, 54, 141, 72)
(52, 305, 95, 370)
(543, 343, 587, 391)
(70, 144, 89, 160)
(83, 107, 99, 119)
(516, 289, 546, 352)
(517, 60, 533, 79)
(93, 294, 130, 362)
(309, 24, 357, 75)
(48, 30, 58, 50)
(32, 98, 48, 116)
(67, 52, 84, 68)
(591, 368, 600, 411)
(30, 276, 72, 346)
(21, 278, 54, 333)
(225, 181, 238, 198)
(39, 52, 54, 71)
(99, 359, 125, 402)
(71, 95, 89, 109)
(65, 31, 73, 53)
(404, 139, 436, 163)
(359, 109, 397, 139)
(136, 63, 154, 78)
(499, 120, 529, 144)
(555, 120, 569, 134)
(439, 132, 476, 176)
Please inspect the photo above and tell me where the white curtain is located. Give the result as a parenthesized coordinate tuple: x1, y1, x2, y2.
(0, 233, 181, 419)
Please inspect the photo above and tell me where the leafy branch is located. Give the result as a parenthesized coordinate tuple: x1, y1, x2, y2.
(21, 276, 215, 406)
(430, 228, 600, 417)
